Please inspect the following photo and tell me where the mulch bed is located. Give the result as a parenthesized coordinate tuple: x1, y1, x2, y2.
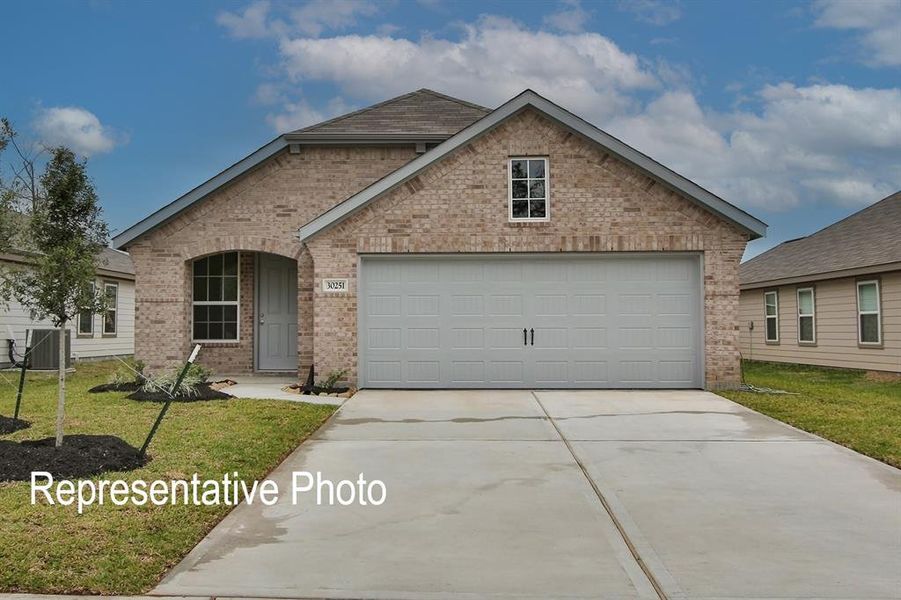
(283, 384, 351, 397)
(0, 415, 31, 435)
(127, 383, 231, 403)
(0, 434, 146, 481)
(88, 381, 142, 393)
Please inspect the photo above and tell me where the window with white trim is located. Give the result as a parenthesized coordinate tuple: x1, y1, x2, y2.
(797, 287, 815, 344)
(192, 252, 239, 341)
(78, 281, 95, 336)
(856, 280, 881, 345)
(509, 158, 548, 221)
(103, 282, 118, 335)
(764, 291, 779, 343)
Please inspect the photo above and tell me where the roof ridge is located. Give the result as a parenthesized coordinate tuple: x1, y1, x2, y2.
(416, 88, 492, 112)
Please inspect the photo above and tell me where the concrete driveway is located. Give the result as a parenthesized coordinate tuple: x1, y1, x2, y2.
(155, 390, 901, 600)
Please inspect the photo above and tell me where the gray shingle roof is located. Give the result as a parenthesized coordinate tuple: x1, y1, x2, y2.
(740, 191, 901, 286)
(290, 89, 491, 137)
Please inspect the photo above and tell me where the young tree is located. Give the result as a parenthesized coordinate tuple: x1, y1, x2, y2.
(2, 146, 108, 446)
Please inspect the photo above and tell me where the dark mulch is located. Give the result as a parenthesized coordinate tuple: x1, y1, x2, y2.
(0, 415, 31, 435)
(285, 384, 350, 396)
(127, 383, 231, 403)
(88, 381, 142, 393)
(0, 434, 147, 481)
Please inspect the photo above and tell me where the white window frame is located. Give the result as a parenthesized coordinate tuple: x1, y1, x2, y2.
(764, 290, 779, 343)
(103, 281, 119, 336)
(856, 279, 882, 346)
(796, 287, 815, 344)
(77, 281, 96, 337)
(508, 157, 550, 222)
(191, 251, 241, 343)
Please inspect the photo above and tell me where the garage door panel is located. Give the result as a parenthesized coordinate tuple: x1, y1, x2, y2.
(360, 255, 701, 388)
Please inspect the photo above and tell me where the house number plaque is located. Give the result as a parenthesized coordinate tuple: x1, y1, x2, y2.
(322, 278, 348, 293)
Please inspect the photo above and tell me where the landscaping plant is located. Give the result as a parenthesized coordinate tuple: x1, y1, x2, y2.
(0, 120, 109, 447)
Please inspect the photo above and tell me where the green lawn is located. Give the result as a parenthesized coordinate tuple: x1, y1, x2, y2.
(0, 361, 336, 594)
(719, 361, 901, 469)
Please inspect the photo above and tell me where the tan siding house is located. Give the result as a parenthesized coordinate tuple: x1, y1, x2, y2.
(739, 192, 901, 373)
(1, 247, 135, 367)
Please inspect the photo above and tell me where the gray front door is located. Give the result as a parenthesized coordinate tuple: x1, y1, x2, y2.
(358, 254, 702, 388)
(256, 254, 298, 371)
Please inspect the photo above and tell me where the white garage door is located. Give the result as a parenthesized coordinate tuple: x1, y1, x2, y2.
(358, 254, 702, 389)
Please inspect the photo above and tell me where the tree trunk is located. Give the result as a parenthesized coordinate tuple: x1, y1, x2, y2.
(55, 321, 66, 448)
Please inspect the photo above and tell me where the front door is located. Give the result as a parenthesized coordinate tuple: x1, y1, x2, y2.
(256, 254, 298, 371)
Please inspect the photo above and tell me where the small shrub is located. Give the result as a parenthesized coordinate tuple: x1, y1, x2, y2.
(317, 368, 348, 390)
(108, 358, 147, 386)
(141, 363, 213, 398)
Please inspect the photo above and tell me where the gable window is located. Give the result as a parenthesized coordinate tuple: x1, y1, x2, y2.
(764, 291, 779, 343)
(797, 287, 815, 344)
(78, 281, 95, 336)
(509, 158, 548, 221)
(103, 282, 118, 336)
(857, 280, 881, 345)
(193, 252, 239, 342)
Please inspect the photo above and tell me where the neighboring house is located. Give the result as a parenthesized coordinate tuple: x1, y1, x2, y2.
(1, 247, 135, 367)
(114, 89, 766, 389)
(739, 191, 900, 373)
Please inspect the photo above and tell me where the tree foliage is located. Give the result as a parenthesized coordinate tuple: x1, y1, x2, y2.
(2, 147, 109, 325)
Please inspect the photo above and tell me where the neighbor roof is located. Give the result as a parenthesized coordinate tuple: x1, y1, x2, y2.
(113, 89, 489, 249)
(290, 89, 490, 138)
(297, 89, 767, 241)
(740, 191, 901, 288)
(0, 247, 134, 279)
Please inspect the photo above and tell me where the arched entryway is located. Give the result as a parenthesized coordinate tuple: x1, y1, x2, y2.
(183, 238, 303, 374)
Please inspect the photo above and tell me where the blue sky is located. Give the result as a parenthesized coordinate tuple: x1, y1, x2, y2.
(1, 0, 899, 259)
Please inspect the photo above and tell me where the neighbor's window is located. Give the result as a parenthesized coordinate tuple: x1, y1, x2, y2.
(193, 252, 239, 341)
(510, 158, 548, 221)
(764, 291, 779, 343)
(103, 282, 118, 335)
(78, 281, 95, 336)
(857, 280, 881, 345)
(797, 287, 815, 344)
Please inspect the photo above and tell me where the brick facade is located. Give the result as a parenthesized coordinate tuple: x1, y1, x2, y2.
(129, 108, 749, 388)
(306, 109, 749, 388)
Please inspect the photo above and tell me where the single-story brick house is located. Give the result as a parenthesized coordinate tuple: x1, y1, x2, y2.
(114, 89, 766, 389)
(739, 191, 899, 373)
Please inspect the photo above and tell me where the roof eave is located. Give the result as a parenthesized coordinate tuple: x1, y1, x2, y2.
(297, 90, 767, 242)
(741, 260, 901, 290)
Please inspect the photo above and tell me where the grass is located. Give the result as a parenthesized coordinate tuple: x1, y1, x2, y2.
(0, 360, 337, 594)
(719, 361, 901, 469)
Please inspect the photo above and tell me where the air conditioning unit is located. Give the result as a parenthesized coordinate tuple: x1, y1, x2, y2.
(28, 329, 72, 370)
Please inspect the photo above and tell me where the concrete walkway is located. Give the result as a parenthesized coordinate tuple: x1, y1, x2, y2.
(155, 390, 901, 600)
(215, 373, 343, 405)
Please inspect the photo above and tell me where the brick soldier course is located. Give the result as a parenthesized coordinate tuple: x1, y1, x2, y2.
(115, 89, 766, 389)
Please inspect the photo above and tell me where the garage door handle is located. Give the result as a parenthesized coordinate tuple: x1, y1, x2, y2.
(523, 328, 527, 346)
(530, 328, 534, 346)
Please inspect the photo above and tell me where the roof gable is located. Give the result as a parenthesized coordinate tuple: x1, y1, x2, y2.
(740, 191, 901, 286)
(297, 89, 767, 241)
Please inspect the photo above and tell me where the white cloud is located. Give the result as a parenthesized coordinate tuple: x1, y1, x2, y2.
(606, 84, 901, 210)
(277, 16, 658, 121)
(813, 0, 901, 67)
(617, 0, 682, 26)
(290, 0, 378, 37)
(544, 0, 590, 33)
(216, 0, 276, 39)
(33, 106, 122, 156)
